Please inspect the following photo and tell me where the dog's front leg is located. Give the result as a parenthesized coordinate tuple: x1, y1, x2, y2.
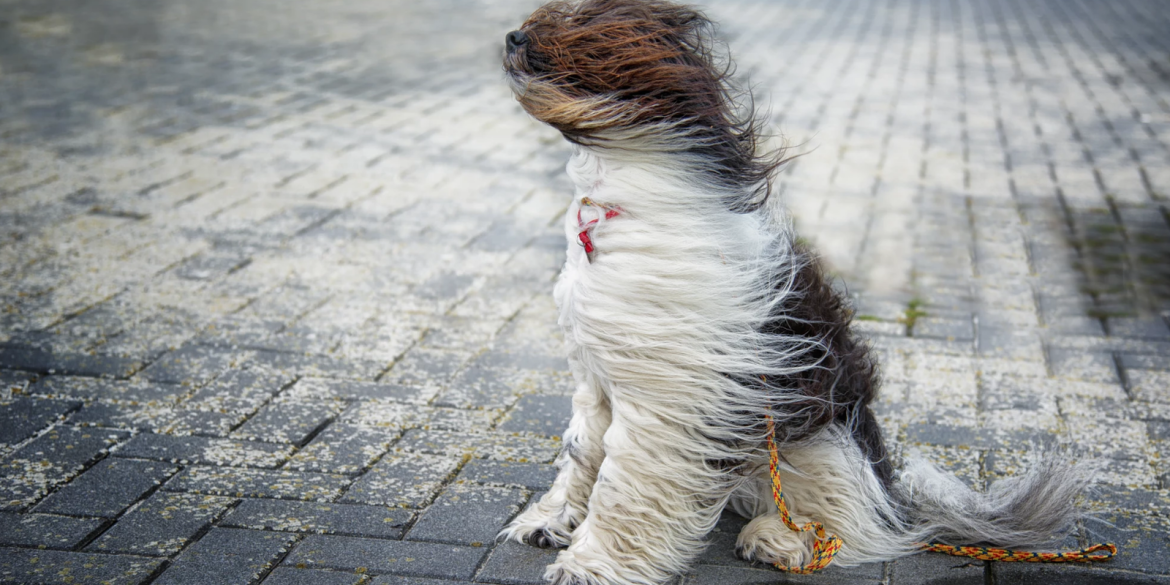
(501, 367, 612, 548)
(546, 410, 726, 585)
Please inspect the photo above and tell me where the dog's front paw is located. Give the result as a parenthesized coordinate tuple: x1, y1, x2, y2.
(499, 502, 577, 549)
(735, 514, 815, 568)
(544, 551, 606, 585)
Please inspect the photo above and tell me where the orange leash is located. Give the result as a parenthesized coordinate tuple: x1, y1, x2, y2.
(765, 415, 844, 573)
(763, 415, 1116, 573)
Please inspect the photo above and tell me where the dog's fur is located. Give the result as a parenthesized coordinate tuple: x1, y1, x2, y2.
(498, 2, 1092, 584)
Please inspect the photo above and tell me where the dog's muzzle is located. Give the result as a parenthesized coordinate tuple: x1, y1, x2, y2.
(506, 30, 529, 53)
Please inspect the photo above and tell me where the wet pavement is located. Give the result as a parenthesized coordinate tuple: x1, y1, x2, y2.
(1, 0, 1169, 583)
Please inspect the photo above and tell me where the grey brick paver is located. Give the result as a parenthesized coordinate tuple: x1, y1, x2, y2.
(113, 433, 294, 468)
(0, 0, 1168, 583)
(0, 397, 80, 445)
(263, 567, 367, 585)
(0, 512, 105, 548)
(0, 548, 163, 585)
(86, 491, 234, 556)
(165, 466, 351, 502)
(341, 452, 461, 509)
(285, 422, 397, 475)
(223, 499, 412, 538)
(285, 535, 486, 580)
(0, 427, 127, 510)
(33, 457, 177, 517)
(405, 483, 526, 546)
(153, 527, 296, 585)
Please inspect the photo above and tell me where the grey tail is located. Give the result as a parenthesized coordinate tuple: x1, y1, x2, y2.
(893, 454, 1094, 548)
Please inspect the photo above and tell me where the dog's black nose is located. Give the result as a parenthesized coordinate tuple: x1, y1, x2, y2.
(506, 30, 529, 51)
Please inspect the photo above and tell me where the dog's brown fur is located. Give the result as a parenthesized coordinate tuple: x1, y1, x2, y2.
(505, 0, 786, 211)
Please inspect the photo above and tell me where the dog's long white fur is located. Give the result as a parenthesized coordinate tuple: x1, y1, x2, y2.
(498, 142, 1092, 585)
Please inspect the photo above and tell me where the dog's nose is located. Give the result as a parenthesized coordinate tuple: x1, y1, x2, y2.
(506, 30, 529, 51)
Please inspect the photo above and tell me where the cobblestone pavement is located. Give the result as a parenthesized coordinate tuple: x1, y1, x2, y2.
(1, 0, 1168, 583)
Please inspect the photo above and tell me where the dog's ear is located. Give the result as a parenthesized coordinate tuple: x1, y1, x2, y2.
(504, 0, 792, 211)
(505, 0, 724, 141)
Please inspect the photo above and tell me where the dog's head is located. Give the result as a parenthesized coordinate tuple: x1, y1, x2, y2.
(503, 0, 786, 208)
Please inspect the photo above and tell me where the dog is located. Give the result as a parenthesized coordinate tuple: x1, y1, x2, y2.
(498, 2, 1091, 583)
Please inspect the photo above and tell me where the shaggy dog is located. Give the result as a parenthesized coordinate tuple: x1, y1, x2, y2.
(498, 1, 1090, 583)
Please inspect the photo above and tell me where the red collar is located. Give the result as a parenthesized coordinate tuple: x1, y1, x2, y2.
(576, 197, 621, 261)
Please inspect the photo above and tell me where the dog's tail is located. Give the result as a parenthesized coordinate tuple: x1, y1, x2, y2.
(767, 434, 1096, 566)
(891, 453, 1094, 550)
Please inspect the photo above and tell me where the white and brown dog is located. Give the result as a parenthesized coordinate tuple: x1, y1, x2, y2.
(498, 2, 1091, 584)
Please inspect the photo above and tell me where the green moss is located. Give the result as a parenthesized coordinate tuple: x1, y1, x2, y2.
(898, 298, 928, 333)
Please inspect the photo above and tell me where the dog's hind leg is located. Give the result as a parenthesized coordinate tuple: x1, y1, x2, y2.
(735, 432, 912, 567)
(500, 362, 611, 548)
(545, 410, 732, 585)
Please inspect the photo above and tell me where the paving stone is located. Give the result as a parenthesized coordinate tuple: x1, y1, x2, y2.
(34, 457, 177, 517)
(0, 547, 163, 585)
(137, 345, 242, 385)
(163, 407, 251, 436)
(1119, 354, 1170, 372)
(67, 402, 180, 431)
(0, 427, 128, 510)
(888, 552, 984, 585)
(1082, 514, 1170, 575)
(249, 350, 386, 381)
(993, 564, 1170, 585)
(496, 395, 572, 437)
(913, 317, 975, 342)
(0, 397, 80, 445)
(0, 346, 142, 378)
(286, 423, 395, 474)
(394, 429, 561, 464)
(34, 376, 189, 405)
(114, 432, 294, 468)
(1109, 317, 1170, 340)
(904, 422, 1039, 450)
(231, 401, 341, 445)
(0, 371, 34, 398)
(370, 576, 475, 585)
(341, 451, 461, 508)
(436, 363, 523, 410)
(1129, 369, 1170, 404)
(458, 460, 557, 490)
(692, 512, 748, 566)
(87, 491, 233, 556)
(223, 499, 412, 538)
(977, 327, 1045, 360)
(382, 348, 470, 390)
(0, 512, 105, 548)
(263, 567, 366, 585)
(336, 401, 432, 430)
(285, 535, 487, 580)
(683, 563, 881, 584)
(154, 527, 296, 585)
(475, 540, 559, 585)
(183, 366, 296, 413)
(407, 483, 526, 546)
(1049, 348, 1120, 384)
(285, 377, 431, 404)
(165, 466, 351, 502)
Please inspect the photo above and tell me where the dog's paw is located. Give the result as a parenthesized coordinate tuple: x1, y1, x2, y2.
(735, 514, 815, 568)
(544, 552, 606, 585)
(499, 503, 576, 549)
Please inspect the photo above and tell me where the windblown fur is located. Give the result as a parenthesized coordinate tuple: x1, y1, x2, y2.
(498, 2, 1092, 584)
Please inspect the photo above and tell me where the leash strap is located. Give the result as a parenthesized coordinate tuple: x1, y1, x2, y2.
(765, 415, 844, 573)
(918, 542, 1116, 562)
(764, 415, 1115, 572)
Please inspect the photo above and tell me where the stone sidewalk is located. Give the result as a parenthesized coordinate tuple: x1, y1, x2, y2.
(0, 0, 1168, 583)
